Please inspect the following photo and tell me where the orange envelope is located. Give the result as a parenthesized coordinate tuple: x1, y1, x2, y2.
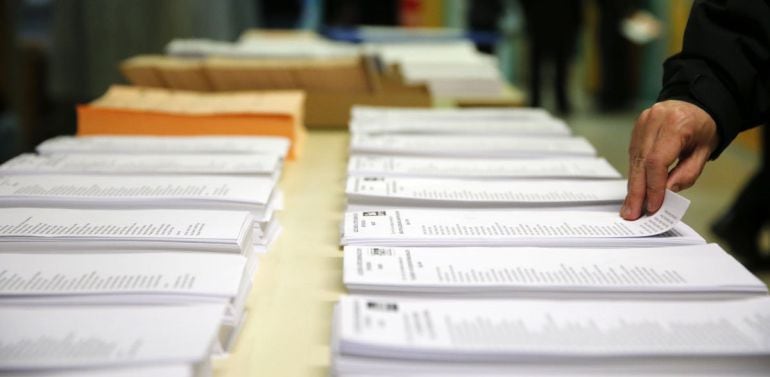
(77, 85, 306, 159)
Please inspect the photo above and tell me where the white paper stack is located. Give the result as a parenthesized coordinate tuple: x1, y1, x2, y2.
(0, 207, 256, 255)
(345, 177, 627, 208)
(0, 304, 225, 376)
(0, 174, 281, 240)
(351, 105, 553, 122)
(350, 106, 568, 136)
(341, 190, 703, 247)
(0, 252, 256, 350)
(350, 134, 596, 158)
(0, 153, 283, 179)
(36, 135, 291, 159)
(343, 243, 767, 299)
(336, 105, 770, 376)
(347, 155, 621, 179)
(363, 42, 510, 100)
(350, 117, 570, 137)
(332, 295, 770, 376)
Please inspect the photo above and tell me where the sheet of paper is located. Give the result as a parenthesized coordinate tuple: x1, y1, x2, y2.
(349, 119, 571, 136)
(0, 153, 282, 176)
(349, 134, 596, 158)
(36, 136, 290, 157)
(351, 106, 552, 122)
(0, 174, 276, 206)
(0, 252, 247, 298)
(3, 364, 201, 377)
(341, 190, 702, 247)
(346, 177, 627, 207)
(0, 207, 253, 253)
(0, 304, 224, 370)
(348, 155, 621, 179)
(343, 244, 767, 297)
(336, 295, 770, 361)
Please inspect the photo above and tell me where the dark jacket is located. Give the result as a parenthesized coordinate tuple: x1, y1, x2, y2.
(658, 0, 770, 158)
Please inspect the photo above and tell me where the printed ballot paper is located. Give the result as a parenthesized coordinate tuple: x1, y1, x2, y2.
(346, 177, 627, 208)
(331, 295, 770, 375)
(0, 207, 255, 254)
(343, 243, 768, 299)
(341, 190, 704, 247)
(0, 153, 283, 178)
(349, 118, 571, 136)
(351, 106, 553, 122)
(349, 134, 597, 158)
(347, 155, 621, 179)
(0, 304, 224, 373)
(0, 252, 256, 351)
(0, 174, 280, 224)
(36, 135, 290, 159)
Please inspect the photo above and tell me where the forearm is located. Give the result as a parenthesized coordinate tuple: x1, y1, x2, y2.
(658, 0, 770, 158)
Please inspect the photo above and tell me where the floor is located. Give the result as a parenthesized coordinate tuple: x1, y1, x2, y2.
(564, 108, 770, 285)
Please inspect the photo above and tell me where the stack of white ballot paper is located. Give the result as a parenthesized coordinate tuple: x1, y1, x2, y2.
(349, 118, 571, 136)
(351, 106, 554, 122)
(0, 207, 257, 254)
(343, 243, 768, 299)
(0, 153, 284, 179)
(0, 304, 225, 376)
(0, 174, 282, 238)
(350, 134, 597, 158)
(350, 106, 569, 137)
(341, 190, 704, 247)
(331, 295, 770, 376)
(36, 135, 291, 159)
(345, 177, 627, 208)
(0, 252, 256, 350)
(337, 106, 770, 376)
(347, 155, 622, 179)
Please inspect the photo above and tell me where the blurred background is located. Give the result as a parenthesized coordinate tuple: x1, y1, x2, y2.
(0, 0, 766, 276)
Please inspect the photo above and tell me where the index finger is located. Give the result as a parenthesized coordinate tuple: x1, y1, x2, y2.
(622, 109, 654, 220)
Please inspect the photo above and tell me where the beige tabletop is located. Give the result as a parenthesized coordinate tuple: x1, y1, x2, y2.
(215, 130, 349, 377)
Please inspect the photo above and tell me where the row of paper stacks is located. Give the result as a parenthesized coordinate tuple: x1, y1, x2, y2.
(121, 30, 516, 127)
(0, 110, 296, 375)
(333, 105, 770, 376)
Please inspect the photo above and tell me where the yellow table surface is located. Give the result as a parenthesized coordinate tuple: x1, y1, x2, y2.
(215, 130, 349, 377)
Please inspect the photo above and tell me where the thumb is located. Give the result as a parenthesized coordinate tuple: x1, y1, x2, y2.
(666, 149, 710, 192)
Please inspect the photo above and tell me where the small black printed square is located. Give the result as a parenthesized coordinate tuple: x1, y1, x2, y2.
(370, 248, 392, 256)
(367, 301, 399, 311)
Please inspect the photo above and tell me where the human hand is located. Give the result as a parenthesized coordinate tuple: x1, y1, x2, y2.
(621, 100, 719, 220)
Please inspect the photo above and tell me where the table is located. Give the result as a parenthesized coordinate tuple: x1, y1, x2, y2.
(216, 130, 349, 377)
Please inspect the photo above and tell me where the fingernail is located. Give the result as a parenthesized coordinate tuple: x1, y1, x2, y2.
(670, 184, 680, 192)
(620, 204, 628, 217)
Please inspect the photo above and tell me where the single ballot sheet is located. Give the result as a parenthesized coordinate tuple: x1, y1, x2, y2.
(0, 207, 254, 253)
(346, 177, 627, 207)
(349, 134, 597, 158)
(341, 190, 703, 247)
(0, 174, 277, 207)
(347, 155, 621, 179)
(0, 153, 282, 177)
(37, 135, 290, 158)
(0, 304, 225, 370)
(335, 295, 770, 360)
(343, 243, 767, 298)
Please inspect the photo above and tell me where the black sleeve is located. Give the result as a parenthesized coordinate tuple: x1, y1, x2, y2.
(657, 0, 770, 159)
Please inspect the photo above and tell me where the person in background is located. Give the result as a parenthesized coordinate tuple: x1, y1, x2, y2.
(520, 0, 583, 115)
(595, 0, 640, 112)
(621, 0, 770, 266)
